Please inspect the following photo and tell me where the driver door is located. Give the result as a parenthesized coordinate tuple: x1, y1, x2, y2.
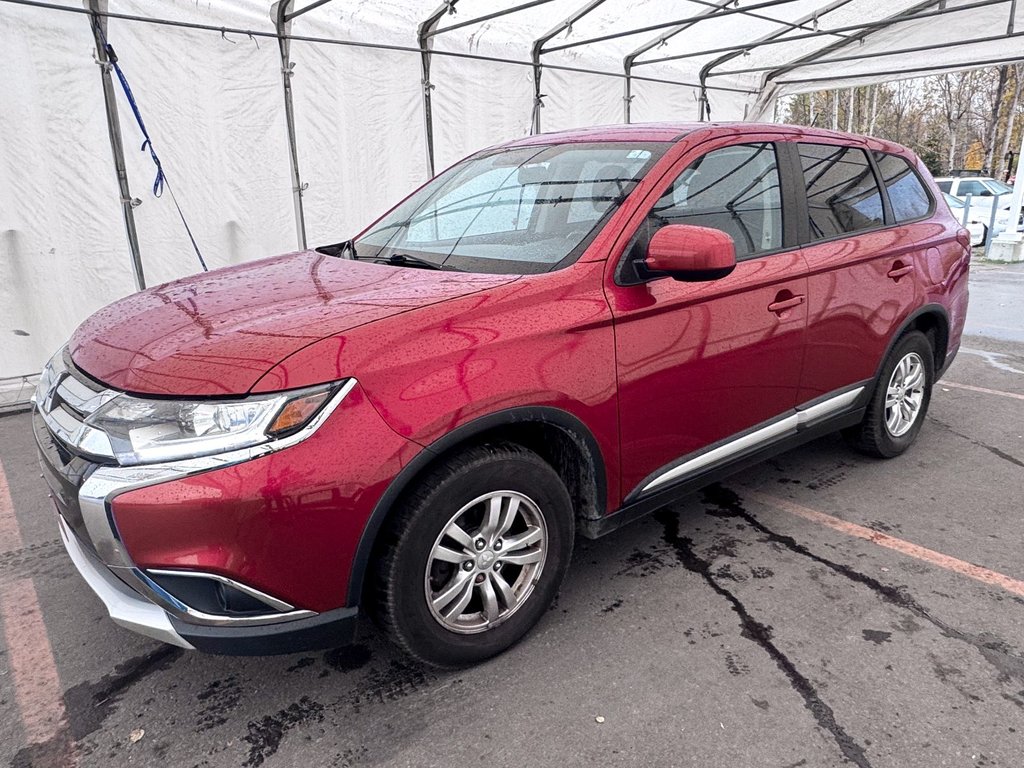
(604, 137, 809, 501)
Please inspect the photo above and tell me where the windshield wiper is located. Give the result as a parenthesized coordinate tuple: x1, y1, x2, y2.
(374, 253, 460, 271)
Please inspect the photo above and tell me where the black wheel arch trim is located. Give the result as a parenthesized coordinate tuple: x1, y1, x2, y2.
(345, 405, 608, 607)
(873, 303, 951, 383)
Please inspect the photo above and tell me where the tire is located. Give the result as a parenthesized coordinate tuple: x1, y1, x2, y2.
(843, 330, 934, 458)
(373, 443, 574, 667)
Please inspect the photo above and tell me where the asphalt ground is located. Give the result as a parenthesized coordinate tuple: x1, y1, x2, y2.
(1, 262, 1022, 768)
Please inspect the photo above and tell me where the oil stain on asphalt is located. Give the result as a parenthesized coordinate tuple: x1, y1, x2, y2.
(653, 502, 874, 768)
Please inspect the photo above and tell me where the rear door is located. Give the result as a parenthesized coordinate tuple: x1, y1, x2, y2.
(605, 136, 809, 500)
(795, 141, 925, 400)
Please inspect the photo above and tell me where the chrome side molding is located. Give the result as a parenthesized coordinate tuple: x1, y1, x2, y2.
(638, 385, 865, 496)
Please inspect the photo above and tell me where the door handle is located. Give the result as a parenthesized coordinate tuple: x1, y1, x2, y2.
(887, 263, 914, 280)
(768, 294, 805, 314)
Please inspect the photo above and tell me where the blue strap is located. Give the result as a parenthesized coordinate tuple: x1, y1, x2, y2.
(96, 24, 208, 272)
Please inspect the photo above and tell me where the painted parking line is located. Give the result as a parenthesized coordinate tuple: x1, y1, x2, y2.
(0, 459, 77, 765)
(940, 381, 1024, 401)
(748, 490, 1024, 599)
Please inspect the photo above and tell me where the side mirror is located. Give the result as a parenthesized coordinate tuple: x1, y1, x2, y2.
(644, 225, 737, 282)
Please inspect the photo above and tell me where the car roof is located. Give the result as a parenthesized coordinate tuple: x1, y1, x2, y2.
(500, 122, 915, 156)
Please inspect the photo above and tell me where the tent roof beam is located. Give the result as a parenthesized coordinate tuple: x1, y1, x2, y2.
(687, 0, 852, 39)
(544, 0, 810, 54)
(709, 29, 1024, 76)
(282, 0, 332, 23)
(774, 53, 1024, 84)
(427, 0, 559, 39)
(761, 0, 951, 85)
(636, 0, 1009, 66)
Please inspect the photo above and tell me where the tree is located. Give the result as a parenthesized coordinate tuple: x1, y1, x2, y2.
(931, 72, 978, 172)
(779, 65, 1021, 181)
(981, 66, 1010, 173)
(995, 64, 1024, 179)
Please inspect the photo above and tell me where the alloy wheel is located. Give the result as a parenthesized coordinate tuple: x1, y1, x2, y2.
(884, 351, 926, 437)
(424, 491, 547, 634)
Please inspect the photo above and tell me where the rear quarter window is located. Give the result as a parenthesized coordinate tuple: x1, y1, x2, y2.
(873, 152, 933, 222)
(798, 143, 884, 240)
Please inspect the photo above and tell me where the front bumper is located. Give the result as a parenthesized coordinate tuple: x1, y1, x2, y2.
(36, 375, 416, 654)
(57, 514, 193, 649)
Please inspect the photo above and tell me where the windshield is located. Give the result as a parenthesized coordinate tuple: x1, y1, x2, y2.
(356, 142, 669, 274)
(989, 180, 1014, 195)
(943, 193, 964, 209)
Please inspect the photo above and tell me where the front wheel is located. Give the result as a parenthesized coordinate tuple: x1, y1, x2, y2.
(373, 443, 574, 667)
(843, 330, 934, 458)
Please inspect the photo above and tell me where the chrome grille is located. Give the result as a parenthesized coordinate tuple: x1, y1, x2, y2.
(35, 352, 117, 460)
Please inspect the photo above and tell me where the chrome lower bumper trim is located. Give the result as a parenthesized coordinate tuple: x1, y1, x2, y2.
(58, 515, 194, 649)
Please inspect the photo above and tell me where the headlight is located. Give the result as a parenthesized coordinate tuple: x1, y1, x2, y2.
(85, 382, 342, 466)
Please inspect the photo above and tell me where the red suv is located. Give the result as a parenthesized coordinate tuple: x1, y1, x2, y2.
(34, 123, 969, 666)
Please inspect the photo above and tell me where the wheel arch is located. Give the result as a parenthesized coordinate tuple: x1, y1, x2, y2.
(347, 406, 608, 607)
(874, 304, 951, 382)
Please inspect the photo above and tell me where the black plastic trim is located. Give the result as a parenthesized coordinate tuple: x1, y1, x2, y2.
(866, 149, 895, 226)
(344, 405, 608, 606)
(775, 140, 805, 248)
(872, 303, 952, 381)
(622, 380, 870, 506)
(581, 407, 865, 540)
(172, 606, 358, 655)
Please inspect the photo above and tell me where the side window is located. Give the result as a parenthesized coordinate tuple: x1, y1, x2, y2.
(799, 143, 884, 240)
(957, 179, 991, 197)
(936, 180, 953, 194)
(648, 143, 783, 259)
(873, 152, 932, 222)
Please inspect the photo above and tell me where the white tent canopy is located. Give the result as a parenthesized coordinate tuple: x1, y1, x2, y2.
(2, 0, 1022, 399)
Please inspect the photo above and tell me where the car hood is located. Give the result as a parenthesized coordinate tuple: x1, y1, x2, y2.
(70, 251, 517, 396)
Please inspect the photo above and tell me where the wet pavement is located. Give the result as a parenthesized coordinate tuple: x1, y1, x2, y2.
(1, 261, 1022, 768)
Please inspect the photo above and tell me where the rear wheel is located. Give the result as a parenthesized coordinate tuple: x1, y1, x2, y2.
(373, 443, 573, 667)
(843, 330, 934, 458)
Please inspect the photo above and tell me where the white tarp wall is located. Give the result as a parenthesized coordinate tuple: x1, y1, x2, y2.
(2, 0, 1022, 403)
(0, 0, 733, 395)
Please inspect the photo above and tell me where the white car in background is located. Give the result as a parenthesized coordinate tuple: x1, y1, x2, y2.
(935, 176, 1024, 240)
(942, 193, 987, 246)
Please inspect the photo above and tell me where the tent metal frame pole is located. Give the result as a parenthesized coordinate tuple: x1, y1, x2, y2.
(282, 0, 331, 22)
(427, 0, 560, 39)
(1004, 125, 1024, 237)
(760, 0, 954, 86)
(774, 53, 1024, 84)
(694, 0, 857, 120)
(418, 1, 458, 178)
(686, 0, 852, 38)
(623, 0, 741, 123)
(7, 1, 752, 95)
(639, 0, 1007, 66)
(530, 0, 608, 134)
(85, 0, 145, 291)
(710, 29, 1024, 76)
(1008, 0, 1017, 33)
(273, 0, 308, 250)
(543, 0, 808, 54)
